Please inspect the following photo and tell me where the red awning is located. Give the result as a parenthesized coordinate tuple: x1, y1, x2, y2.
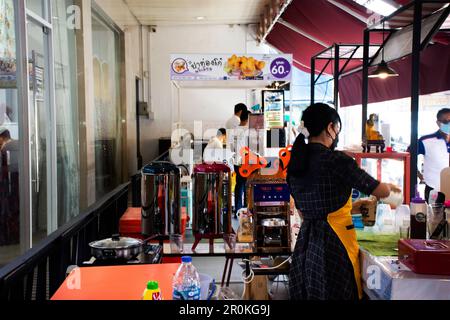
(265, 0, 450, 104)
(266, 0, 382, 74)
(339, 43, 450, 107)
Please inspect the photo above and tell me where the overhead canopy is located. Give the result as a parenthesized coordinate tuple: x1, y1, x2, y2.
(339, 42, 450, 107)
(266, 0, 450, 74)
(266, 0, 383, 74)
(265, 0, 450, 105)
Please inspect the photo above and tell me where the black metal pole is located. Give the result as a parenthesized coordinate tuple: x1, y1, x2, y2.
(410, 1, 422, 199)
(334, 44, 340, 110)
(311, 57, 315, 105)
(135, 78, 143, 170)
(362, 30, 370, 143)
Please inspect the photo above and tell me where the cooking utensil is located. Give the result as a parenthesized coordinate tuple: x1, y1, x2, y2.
(89, 234, 158, 261)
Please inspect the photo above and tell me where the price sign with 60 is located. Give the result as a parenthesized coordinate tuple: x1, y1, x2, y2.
(270, 57, 291, 79)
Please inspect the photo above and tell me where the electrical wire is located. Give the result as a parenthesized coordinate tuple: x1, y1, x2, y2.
(240, 256, 292, 300)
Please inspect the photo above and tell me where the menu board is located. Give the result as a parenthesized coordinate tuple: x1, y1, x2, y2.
(0, 0, 16, 88)
(262, 90, 284, 129)
(170, 54, 292, 81)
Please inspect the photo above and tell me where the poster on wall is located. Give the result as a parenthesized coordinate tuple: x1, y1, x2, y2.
(170, 54, 293, 81)
(262, 90, 285, 129)
(0, 0, 16, 88)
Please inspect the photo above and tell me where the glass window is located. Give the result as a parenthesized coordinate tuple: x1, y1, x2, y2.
(52, 0, 80, 227)
(0, 0, 21, 266)
(27, 19, 50, 245)
(91, 11, 123, 200)
(26, 0, 47, 20)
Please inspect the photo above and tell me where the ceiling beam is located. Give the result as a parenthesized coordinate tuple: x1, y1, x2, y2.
(277, 18, 329, 47)
(327, 0, 370, 24)
(123, 0, 145, 25)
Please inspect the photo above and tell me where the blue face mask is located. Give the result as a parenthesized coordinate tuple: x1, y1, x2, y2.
(440, 123, 450, 135)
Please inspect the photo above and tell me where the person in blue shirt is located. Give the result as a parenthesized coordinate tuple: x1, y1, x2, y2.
(417, 108, 450, 202)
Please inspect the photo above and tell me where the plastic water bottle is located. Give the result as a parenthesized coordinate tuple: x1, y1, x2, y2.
(172, 256, 201, 300)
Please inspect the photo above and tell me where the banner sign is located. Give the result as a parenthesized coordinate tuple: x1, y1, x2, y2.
(170, 53, 293, 81)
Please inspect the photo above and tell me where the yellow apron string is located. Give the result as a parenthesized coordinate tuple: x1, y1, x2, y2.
(327, 197, 362, 299)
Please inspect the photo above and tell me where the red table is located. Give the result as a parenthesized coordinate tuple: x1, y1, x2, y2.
(51, 264, 180, 300)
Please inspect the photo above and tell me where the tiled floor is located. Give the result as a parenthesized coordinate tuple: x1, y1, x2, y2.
(190, 216, 290, 300)
(192, 256, 289, 300)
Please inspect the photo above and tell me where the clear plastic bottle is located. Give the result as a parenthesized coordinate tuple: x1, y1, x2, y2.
(172, 256, 201, 300)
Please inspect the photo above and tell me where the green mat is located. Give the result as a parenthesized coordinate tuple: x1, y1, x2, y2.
(356, 230, 400, 257)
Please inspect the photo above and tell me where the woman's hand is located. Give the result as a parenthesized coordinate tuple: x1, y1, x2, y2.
(373, 182, 401, 199)
(388, 183, 402, 194)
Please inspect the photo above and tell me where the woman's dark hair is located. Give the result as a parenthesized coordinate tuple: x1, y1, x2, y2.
(287, 103, 341, 178)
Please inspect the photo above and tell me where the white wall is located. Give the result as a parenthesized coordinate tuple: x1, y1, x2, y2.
(145, 24, 272, 163)
(88, 3, 274, 168)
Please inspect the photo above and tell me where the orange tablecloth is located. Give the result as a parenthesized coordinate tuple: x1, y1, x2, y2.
(51, 264, 180, 300)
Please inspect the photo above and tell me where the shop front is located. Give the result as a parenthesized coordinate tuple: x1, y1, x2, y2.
(0, 0, 128, 266)
(0, 0, 450, 304)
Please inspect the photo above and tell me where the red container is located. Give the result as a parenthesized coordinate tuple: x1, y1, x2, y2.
(119, 207, 188, 238)
(119, 207, 142, 238)
(398, 239, 450, 275)
(119, 207, 188, 264)
(194, 163, 230, 173)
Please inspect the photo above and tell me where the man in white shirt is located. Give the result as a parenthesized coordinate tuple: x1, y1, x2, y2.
(417, 108, 450, 201)
(203, 128, 227, 164)
(225, 103, 247, 130)
(232, 110, 250, 214)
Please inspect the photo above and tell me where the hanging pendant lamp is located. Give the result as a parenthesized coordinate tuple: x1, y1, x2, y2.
(369, 21, 399, 79)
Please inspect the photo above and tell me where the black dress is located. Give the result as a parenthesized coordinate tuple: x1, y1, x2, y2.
(287, 143, 379, 300)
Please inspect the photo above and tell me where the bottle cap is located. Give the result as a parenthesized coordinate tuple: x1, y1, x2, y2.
(181, 256, 192, 263)
(411, 190, 425, 204)
(147, 281, 159, 290)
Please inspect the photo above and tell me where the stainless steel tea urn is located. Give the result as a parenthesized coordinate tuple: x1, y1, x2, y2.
(192, 163, 232, 236)
(141, 162, 181, 236)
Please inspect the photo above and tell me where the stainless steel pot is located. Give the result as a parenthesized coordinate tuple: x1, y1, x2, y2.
(89, 234, 144, 260)
(141, 161, 181, 236)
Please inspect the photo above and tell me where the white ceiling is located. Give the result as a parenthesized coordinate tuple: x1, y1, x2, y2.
(95, 0, 271, 27)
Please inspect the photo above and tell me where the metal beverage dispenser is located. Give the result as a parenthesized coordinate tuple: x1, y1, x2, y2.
(192, 163, 232, 250)
(141, 162, 181, 237)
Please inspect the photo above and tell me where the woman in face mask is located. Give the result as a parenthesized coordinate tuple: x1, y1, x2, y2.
(287, 103, 399, 300)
